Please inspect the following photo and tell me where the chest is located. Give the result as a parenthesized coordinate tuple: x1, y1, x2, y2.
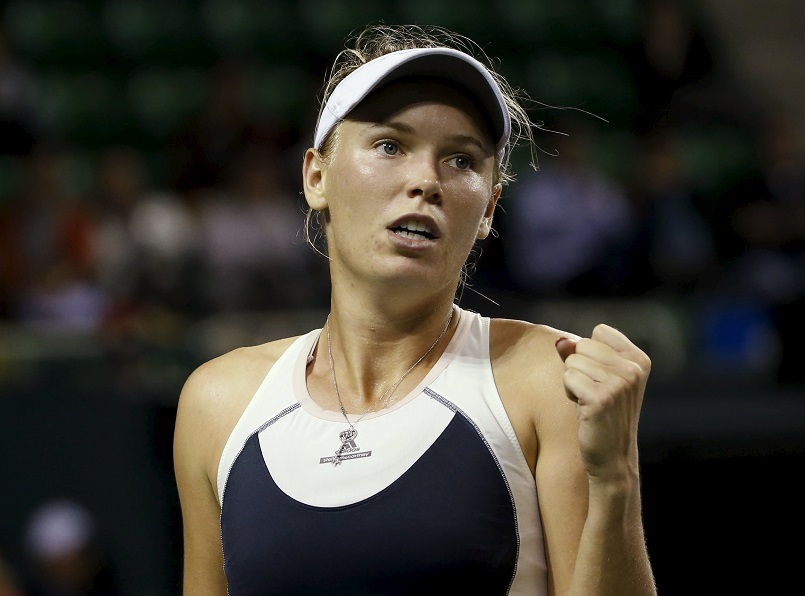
(221, 406, 519, 595)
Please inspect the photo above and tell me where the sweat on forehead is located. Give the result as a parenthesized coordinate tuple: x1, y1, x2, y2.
(313, 48, 511, 161)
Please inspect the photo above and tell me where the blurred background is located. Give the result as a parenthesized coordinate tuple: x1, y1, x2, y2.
(0, 0, 802, 594)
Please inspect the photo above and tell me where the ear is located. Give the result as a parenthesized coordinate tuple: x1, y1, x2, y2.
(303, 148, 328, 211)
(476, 184, 502, 240)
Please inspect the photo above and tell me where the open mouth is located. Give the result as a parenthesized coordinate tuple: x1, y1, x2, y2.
(390, 220, 436, 240)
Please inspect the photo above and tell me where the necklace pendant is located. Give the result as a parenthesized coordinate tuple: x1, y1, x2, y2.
(333, 427, 357, 466)
(339, 428, 357, 443)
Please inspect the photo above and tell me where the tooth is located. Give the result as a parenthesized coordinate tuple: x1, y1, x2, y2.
(394, 221, 433, 239)
(400, 221, 431, 235)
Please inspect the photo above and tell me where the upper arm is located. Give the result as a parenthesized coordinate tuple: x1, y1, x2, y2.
(533, 383, 588, 595)
(492, 320, 587, 595)
(173, 363, 230, 595)
(173, 339, 298, 594)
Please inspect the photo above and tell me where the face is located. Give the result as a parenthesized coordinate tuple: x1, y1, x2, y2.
(303, 80, 501, 293)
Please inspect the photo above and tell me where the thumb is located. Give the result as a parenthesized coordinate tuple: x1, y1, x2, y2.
(555, 337, 577, 362)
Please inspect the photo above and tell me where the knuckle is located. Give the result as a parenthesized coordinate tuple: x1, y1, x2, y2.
(624, 361, 644, 385)
(639, 353, 652, 373)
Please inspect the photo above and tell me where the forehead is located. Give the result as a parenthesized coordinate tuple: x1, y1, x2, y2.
(346, 78, 496, 146)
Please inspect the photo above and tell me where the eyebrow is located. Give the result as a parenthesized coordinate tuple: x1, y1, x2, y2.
(367, 121, 490, 153)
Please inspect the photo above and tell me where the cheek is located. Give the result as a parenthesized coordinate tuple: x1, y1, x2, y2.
(453, 176, 494, 219)
(448, 181, 496, 250)
(324, 155, 388, 249)
(354, 157, 377, 179)
(467, 163, 497, 195)
(328, 152, 387, 208)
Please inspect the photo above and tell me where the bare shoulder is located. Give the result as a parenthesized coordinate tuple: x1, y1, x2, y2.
(181, 336, 299, 405)
(489, 317, 579, 386)
(175, 336, 301, 478)
(488, 318, 580, 472)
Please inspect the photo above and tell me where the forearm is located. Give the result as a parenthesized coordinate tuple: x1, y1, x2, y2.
(568, 472, 656, 596)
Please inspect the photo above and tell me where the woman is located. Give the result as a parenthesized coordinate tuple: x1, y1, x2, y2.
(174, 24, 657, 595)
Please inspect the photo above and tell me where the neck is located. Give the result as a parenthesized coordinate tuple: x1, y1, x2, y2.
(323, 300, 457, 411)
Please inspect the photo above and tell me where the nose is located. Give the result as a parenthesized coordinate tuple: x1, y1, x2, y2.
(406, 155, 442, 204)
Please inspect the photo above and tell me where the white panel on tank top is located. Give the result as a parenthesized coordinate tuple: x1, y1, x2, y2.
(259, 307, 472, 507)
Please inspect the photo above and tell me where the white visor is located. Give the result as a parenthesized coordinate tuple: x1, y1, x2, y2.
(313, 47, 511, 161)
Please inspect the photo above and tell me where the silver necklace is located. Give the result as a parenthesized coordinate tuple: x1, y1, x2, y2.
(326, 306, 455, 466)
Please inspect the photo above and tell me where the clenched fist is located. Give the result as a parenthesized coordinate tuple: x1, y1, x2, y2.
(556, 324, 651, 482)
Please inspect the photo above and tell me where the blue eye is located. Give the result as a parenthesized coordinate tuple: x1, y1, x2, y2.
(449, 155, 474, 170)
(379, 141, 399, 156)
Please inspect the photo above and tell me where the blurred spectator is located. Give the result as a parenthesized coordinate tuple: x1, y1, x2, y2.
(91, 145, 149, 303)
(721, 117, 805, 283)
(23, 500, 120, 596)
(718, 115, 805, 382)
(0, 140, 105, 329)
(622, 131, 719, 294)
(503, 117, 635, 297)
(0, 26, 39, 156)
(124, 186, 202, 316)
(135, 201, 201, 310)
(197, 144, 325, 312)
(89, 145, 193, 391)
(165, 55, 296, 200)
(625, 0, 757, 134)
(91, 144, 203, 312)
